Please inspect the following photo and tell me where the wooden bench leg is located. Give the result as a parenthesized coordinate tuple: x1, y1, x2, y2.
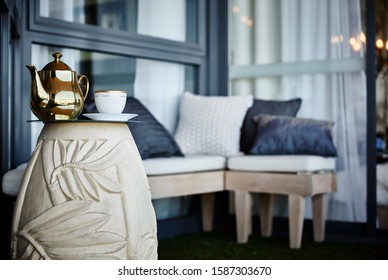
(201, 193, 214, 232)
(288, 194, 305, 249)
(234, 190, 252, 243)
(258, 193, 273, 237)
(312, 194, 327, 242)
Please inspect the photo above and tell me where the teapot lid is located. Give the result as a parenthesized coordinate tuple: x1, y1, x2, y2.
(41, 52, 73, 71)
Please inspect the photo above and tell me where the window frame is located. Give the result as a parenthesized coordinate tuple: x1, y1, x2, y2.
(1, 0, 21, 175)
(28, 0, 206, 64)
(1, 2, 11, 175)
(14, 0, 228, 167)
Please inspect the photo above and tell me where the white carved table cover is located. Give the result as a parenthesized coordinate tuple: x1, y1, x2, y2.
(11, 122, 157, 260)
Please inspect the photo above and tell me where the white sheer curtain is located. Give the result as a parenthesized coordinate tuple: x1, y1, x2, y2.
(279, 0, 366, 222)
(135, 0, 186, 133)
(230, 0, 367, 222)
(135, 0, 187, 219)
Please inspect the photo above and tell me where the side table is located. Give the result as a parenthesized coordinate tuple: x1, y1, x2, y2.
(11, 121, 157, 259)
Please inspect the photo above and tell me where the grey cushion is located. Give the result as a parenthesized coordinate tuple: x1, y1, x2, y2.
(125, 97, 184, 159)
(240, 98, 302, 154)
(249, 114, 337, 157)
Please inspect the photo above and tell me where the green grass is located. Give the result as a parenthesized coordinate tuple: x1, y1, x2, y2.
(158, 230, 388, 260)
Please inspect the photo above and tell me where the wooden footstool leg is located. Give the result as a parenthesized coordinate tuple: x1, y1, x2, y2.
(258, 193, 274, 237)
(288, 194, 305, 249)
(234, 190, 252, 243)
(201, 193, 214, 232)
(312, 193, 327, 242)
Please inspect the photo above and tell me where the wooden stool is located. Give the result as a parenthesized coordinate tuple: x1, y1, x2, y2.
(225, 155, 336, 249)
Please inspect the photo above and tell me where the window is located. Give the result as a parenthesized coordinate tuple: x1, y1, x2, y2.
(1, 0, 19, 175)
(229, 0, 367, 223)
(1, 2, 10, 175)
(38, 0, 198, 43)
(27, 0, 203, 151)
(19, 0, 208, 222)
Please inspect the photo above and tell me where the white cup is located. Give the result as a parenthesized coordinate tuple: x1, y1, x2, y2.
(94, 90, 127, 114)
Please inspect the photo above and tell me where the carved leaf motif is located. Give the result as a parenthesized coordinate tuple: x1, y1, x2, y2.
(74, 169, 100, 200)
(53, 140, 65, 168)
(89, 172, 122, 193)
(137, 232, 158, 260)
(75, 140, 98, 163)
(66, 139, 79, 163)
(58, 140, 67, 165)
(56, 168, 121, 201)
(77, 140, 126, 171)
(79, 139, 120, 164)
(33, 212, 111, 241)
(42, 141, 55, 187)
(48, 139, 124, 202)
(45, 239, 127, 259)
(65, 168, 84, 199)
(18, 200, 126, 260)
(57, 169, 74, 200)
(20, 244, 43, 260)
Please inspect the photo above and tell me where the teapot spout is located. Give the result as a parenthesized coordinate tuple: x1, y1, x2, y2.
(26, 65, 49, 103)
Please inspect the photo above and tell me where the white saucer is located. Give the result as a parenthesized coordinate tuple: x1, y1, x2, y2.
(83, 113, 138, 121)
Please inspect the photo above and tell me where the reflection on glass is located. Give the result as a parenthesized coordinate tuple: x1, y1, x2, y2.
(38, 0, 197, 43)
(40, 0, 137, 31)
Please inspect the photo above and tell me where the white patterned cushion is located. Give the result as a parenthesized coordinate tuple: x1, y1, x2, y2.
(174, 92, 253, 156)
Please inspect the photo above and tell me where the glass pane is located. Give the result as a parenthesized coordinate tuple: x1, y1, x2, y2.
(230, 0, 364, 67)
(376, 0, 388, 230)
(228, 0, 367, 224)
(38, 0, 197, 43)
(30, 44, 196, 147)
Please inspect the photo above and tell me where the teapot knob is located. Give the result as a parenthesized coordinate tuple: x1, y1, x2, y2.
(52, 52, 63, 62)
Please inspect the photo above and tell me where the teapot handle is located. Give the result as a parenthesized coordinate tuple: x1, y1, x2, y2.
(77, 75, 89, 99)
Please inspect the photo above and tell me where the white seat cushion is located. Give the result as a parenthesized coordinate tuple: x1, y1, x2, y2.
(2, 156, 227, 196)
(2, 163, 28, 196)
(227, 155, 336, 173)
(143, 155, 226, 176)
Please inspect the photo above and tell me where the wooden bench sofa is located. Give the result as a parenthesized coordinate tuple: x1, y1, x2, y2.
(3, 89, 338, 250)
(3, 154, 336, 249)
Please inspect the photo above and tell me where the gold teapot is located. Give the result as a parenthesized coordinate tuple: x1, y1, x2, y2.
(27, 52, 89, 121)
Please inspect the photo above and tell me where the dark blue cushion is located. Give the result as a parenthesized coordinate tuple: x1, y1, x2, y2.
(249, 114, 337, 157)
(124, 97, 184, 159)
(83, 97, 184, 159)
(240, 98, 302, 154)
